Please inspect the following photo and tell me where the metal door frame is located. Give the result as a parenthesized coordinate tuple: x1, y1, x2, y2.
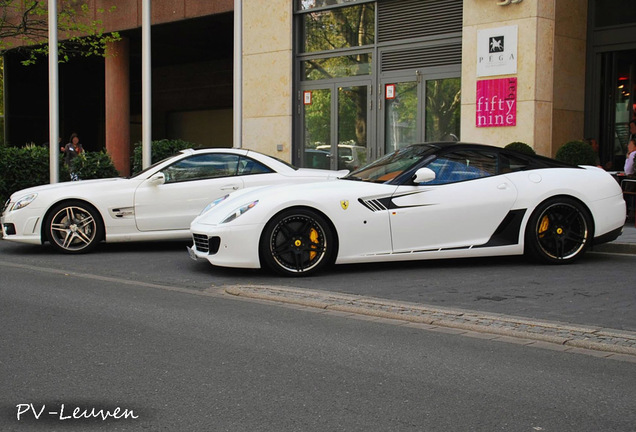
(297, 77, 373, 170)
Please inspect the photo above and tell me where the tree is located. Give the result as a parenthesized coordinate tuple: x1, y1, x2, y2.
(0, 0, 120, 65)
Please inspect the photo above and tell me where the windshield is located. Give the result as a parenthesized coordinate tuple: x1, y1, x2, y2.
(345, 144, 436, 183)
(130, 155, 179, 178)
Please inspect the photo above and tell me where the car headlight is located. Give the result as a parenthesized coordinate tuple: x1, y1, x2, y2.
(200, 194, 230, 216)
(221, 200, 259, 224)
(11, 193, 38, 211)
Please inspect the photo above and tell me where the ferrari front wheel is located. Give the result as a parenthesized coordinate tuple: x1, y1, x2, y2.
(525, 197, 592, 264)
(44, 201, 103, 253)
(260, 208, 335, 276)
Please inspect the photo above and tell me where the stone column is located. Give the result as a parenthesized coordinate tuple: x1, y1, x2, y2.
(461, 0, 557, 156)
(105, 37, 131, 176)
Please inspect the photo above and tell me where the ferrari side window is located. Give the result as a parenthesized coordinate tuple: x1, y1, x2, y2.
(499, 153, 531, 173)
(162, 154, 241, 183)
(425, 151, 496, 184)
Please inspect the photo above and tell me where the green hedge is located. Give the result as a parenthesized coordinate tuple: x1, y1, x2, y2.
(555, 140, 597, 166)
(505, 141, 536, 155)
(0, 145, 118, 205)
(131, 139, 197, 175)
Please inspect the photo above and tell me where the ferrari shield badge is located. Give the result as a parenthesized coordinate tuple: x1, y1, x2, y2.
(340, 200, 349, 210)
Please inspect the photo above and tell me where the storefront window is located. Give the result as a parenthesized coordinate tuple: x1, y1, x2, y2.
(298, 0, 363, 10)
(300, 3, 374, 53)
(296, 0, 461, 168)
(301, 53, 371, 80)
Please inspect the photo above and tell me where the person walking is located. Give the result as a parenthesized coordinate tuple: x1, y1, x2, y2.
(61, 133, 84, 181)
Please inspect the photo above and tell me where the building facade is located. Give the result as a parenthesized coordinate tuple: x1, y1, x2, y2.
(2, 0, 635, 175)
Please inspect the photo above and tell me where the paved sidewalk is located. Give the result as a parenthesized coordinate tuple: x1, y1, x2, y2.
(594, 223, 636, 255)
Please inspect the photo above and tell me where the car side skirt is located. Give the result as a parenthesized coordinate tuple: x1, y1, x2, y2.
(335, 244, 524, 264)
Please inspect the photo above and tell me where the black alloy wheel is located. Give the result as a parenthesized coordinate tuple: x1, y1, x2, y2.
(45, 201, 103, 253)
(525, 197, 592, 264)
(260, 208, 335, 276)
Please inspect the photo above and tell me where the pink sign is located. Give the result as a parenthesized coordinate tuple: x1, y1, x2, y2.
(476, 78, 517, 127)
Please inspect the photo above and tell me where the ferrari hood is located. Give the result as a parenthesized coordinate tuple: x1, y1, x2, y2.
(193, 178, 391, 226)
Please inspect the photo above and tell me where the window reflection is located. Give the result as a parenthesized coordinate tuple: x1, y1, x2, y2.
(385, 82, 418, 153)
(301, 54, 371, 80)
(425, 78, 461, 142)
(298, 0, 363, 11)
(300, 3, 374, 53)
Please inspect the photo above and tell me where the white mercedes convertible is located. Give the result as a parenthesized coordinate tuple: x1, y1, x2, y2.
(1, 148, 346, 253)
(188, 142, 625, 276)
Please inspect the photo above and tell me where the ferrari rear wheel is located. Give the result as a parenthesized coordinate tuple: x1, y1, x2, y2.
(45, 201, 103, 254)
(260, 208, 334, 276)
(525, 197, 592, 264)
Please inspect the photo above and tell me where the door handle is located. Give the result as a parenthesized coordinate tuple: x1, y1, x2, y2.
(221, 185, 240, 191)
(497, 183, 509, 190)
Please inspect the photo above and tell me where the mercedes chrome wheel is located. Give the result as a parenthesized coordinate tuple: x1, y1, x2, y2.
(45, 201, 103, 253)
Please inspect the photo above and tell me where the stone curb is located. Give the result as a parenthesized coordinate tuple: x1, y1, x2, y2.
(593, 242, 636, 255)
(225, 285, 636, 357)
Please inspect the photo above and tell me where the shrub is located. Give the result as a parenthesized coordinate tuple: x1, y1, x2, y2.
(131, 139, 197, 175)
(71, 151, 121, 180)
(0, 145, 51, 204)
(555, 140, 597, 166)
(505, 141, 536, 155)
(0, 145, 118, 205)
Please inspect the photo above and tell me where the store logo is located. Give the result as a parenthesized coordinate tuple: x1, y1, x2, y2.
(476, 25, 517, 77)
(476, 78, 517, 128)
(489, 36, 504, 53)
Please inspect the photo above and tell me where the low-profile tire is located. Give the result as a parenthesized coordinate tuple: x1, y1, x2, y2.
(524, 196, 592, 264)
(259, 208, 335, 277)
(44, 200, 104, 254)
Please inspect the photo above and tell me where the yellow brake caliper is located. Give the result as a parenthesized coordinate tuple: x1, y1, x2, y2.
(309, 228, 319, 260)
(538, 215, 550, 238)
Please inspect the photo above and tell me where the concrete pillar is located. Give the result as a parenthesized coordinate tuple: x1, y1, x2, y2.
(460, 0, 557, 156)
(105, 37, 131, 176)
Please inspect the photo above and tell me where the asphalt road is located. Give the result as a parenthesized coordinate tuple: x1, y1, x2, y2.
(0, 238, 634, 332)
(1, 250, 635, 431)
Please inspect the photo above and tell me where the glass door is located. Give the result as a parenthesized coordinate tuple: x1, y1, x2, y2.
(384, 80, 418, 153)
(336, 85, 369, 171)
(302, 87, 332, 170)
(599, 49, 636, 170)
(380, 73, 461, 155)
(301, 82, 370, 171)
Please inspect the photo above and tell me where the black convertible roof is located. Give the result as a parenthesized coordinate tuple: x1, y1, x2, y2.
(410, 142, 575, 169)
